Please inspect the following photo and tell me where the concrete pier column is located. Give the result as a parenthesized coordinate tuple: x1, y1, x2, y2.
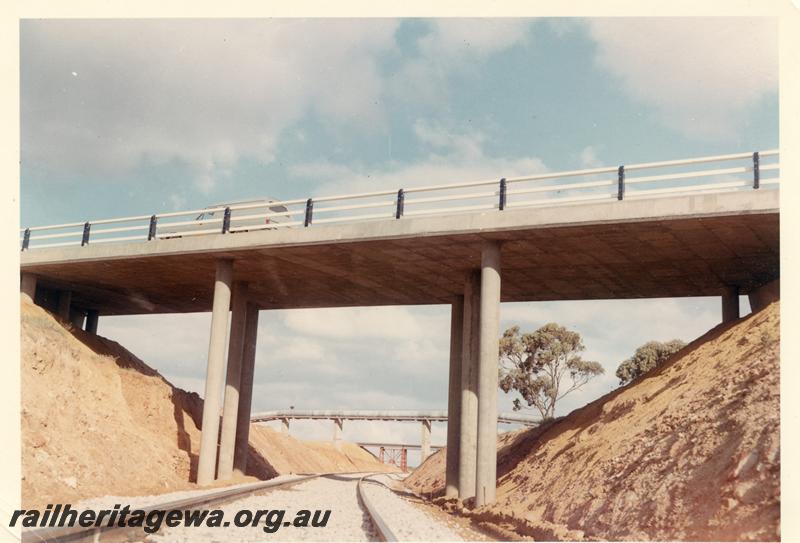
(445, 297, 464, 498)
(459, 270, 481, 500)
(233, 302, 259, 476)
(217, 282, 249, 480)
(333, 418, 343, 450)
(421, 420, 432, 462)
(197, 259, 234, 486)
(85, 310, 99, 335)
(476, 241, 501, 507)
(280, 418, 290, 434)
(722, 285, 740, 323)
(57, 291, 72, 321)
(20, 273, 37, 302)
(69, 309, 85, 329)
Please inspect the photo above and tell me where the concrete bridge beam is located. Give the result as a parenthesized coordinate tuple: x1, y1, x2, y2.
(722, 285, 740, 323)
(234, 302, 259, 476)
(459, 270, 480, 500)
(20, 273, 37, 303)
(445, 296, 464, 498)
(421, 419, 432, 462)
(476, 241, 501, 507)
(217, 282, 249, 480)
(85, 310, 99, 335)
(197, 259, 233, 485)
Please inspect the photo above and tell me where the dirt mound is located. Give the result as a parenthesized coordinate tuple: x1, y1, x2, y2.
(247, 426, 394, 474)
(20, 298, 390, 509)
(406, 301, 780, 541)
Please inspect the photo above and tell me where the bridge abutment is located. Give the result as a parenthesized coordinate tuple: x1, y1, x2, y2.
(722, 285, 740, 323)
(217, 282, 249, 480)
(197, 259, 233, 485)
(476, 241, 501, 507)
(445, 296, 464, 498)
(459, 270, 480, 500)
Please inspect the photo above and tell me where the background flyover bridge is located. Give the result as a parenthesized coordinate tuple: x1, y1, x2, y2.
(251, 409, 540, 463)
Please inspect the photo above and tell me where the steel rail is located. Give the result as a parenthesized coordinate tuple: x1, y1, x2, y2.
(357, 473, 400, 542)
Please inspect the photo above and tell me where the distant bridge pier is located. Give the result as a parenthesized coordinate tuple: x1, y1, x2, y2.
(197, 259, 233, 486)
(280, 418, 290, 434)
(234, 302, 259, 476)
(57, 290, 72, 322)
(420, 419, 431, 462)
(476, 241, 502, 507)
(459, 270, 480, 500)
(20, 273, 37, 302)
(217, 282, 249, 480)
(333, 418, 343, 450)
(85, 309, 99, 335)
(722, 285, 740, 323)
(445, 296, 464, 498)
(69, 308, 85, 329)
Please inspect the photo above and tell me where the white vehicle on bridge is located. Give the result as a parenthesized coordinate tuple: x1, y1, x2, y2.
(163, 198, 292, 238)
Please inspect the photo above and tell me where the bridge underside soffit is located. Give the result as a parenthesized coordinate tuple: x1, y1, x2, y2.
(27, 213, 779, 315)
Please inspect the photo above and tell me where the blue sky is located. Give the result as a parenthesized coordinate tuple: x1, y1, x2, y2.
(20, 18, 778, 461)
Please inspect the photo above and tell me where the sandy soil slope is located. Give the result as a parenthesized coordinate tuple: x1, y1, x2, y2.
(406, 302, 780, 541)
(20, 299, 391, 509)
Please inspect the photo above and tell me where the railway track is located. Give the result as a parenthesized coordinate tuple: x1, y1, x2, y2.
(22, 472, 413, 542)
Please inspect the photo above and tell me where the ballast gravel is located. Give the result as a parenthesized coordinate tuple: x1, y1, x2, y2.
(360, 474, 463, 541)
(146, 473, 464, 542)
(149, 474, 378, 542)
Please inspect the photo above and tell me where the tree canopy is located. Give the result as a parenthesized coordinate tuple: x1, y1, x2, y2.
(615, 339, 687, 385)
(498, 323, 604, 420)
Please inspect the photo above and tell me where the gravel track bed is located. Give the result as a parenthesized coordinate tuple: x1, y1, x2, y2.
(361, 474, 463, 541)
(149, 473, 377, 542)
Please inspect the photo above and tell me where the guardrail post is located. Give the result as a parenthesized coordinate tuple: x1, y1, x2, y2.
(222, 207, 232, 233)
(81, 222, 91, 246)
(147, 215, 158, 240)
(617, 166, 625, 200)
(499, 178, 507, 210)
(395, 189, 405, 219)
(304, 198, 313, 227)
(753, 152, 760, 189)
(22, 228, 30, 251)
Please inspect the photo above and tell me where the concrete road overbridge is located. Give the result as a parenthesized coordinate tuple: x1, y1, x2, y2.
(252, 409, 540, 461)
(19, 150, 781, 506)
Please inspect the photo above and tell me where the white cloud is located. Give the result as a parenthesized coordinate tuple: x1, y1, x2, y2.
(291, 119, 547, 196)
(282, 306, 443, 341)
(586, 18, 777, 140)
(420, 19, 532, 59)
(388, 19, 533, 108)
(21, 19, 399, 192)
(578, 145, 603, 168)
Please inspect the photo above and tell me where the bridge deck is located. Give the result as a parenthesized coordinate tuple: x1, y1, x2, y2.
(21, 190, 779, 315)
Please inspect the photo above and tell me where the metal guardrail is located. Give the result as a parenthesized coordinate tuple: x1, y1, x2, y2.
(20, 149, 780, 251)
